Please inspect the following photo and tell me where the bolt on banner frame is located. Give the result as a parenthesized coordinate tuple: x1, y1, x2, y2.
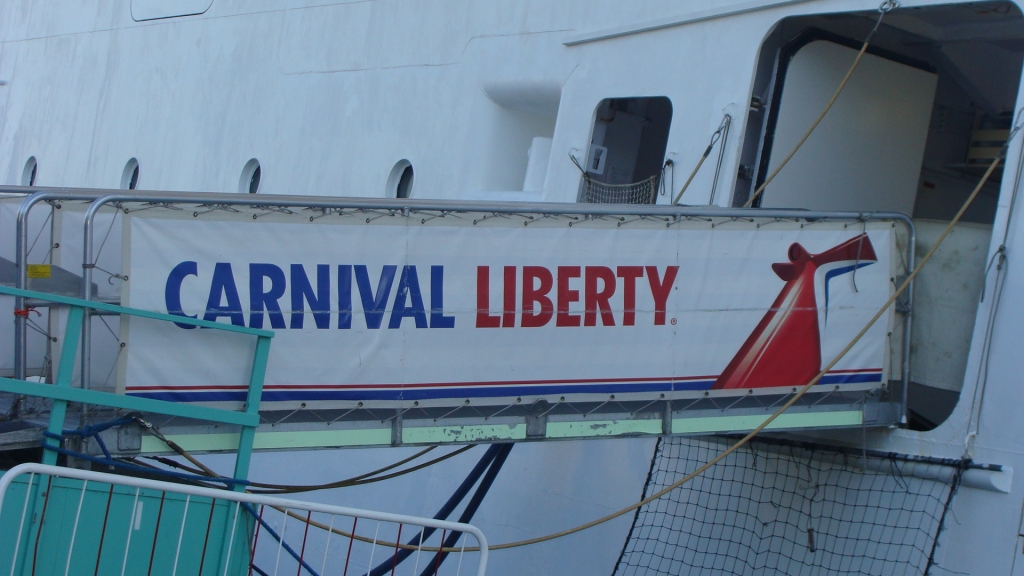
(3, 188, 915, 450)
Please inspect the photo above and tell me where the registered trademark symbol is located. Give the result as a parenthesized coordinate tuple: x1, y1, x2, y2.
(670, 318, 677, 325)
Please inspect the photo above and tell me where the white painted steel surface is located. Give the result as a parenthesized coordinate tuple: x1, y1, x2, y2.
(910, 219, 993, 392)
(761, 40, 937, 214)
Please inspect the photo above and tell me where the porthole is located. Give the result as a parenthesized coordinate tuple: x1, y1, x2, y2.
(21, 157, 37, 187)
(387, 160, 414, 198)
(240, 159, 261, 194)
(121, 158, 140, 190)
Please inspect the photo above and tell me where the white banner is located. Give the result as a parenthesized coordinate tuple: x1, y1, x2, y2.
(120, 212, 895, 407)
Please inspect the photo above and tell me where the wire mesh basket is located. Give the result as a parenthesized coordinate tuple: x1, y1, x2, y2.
(577, 175, 659, 204)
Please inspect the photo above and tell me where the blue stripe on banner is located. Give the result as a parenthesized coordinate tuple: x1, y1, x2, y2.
(126, 372, 880, 403)
(673, 380, 716, 392)
(819, 372, 883, 385)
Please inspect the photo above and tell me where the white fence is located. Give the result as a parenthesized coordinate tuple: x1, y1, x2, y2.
(0, 463, 488, 576)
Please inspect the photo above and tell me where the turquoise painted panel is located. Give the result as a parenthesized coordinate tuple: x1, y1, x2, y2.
(0, 475, 253, 576)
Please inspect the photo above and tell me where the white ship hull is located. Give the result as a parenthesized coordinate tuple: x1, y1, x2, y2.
(3, 0, 1024, 574)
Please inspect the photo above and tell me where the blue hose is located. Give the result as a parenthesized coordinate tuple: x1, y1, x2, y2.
(364, 443, 513, 576)
(418, 443, 513, 576)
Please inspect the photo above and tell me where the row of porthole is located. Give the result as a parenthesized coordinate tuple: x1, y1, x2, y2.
(21, 156, 263, 193)
(20, 157, 416, 197)
(20, 157, 264, 193)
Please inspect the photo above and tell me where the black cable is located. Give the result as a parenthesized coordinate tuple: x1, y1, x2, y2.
(418, 443, 513, 576)
(138, 445, 475, 494)
(612, 438, 663, 575)
(362, 444, 501, 576)
(248, 446, 474, 494)
(363, 443, 511, 576)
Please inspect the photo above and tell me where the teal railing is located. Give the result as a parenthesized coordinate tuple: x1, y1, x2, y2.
(0, 285, 273, 486)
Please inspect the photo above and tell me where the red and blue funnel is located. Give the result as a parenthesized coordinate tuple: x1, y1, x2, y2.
(712, 234, 877, 390)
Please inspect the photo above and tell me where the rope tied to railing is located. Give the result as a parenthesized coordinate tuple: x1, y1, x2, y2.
(673, 113, 732, 205)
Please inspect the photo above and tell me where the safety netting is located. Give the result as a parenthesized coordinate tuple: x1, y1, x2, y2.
(577, 175, 659, 204)
(613, 435, 967, 576)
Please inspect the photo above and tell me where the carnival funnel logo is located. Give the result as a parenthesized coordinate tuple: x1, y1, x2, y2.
(712, 234, 877, 390)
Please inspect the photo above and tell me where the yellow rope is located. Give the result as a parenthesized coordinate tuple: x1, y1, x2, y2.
(252, 150, 1010, 556)
(482, 154, 1005, 551)
(672, 153, 710, 205)
(155, 90, 1024, 556)
(169, 153, 1008, 555)
(161, 153, 1007, 556)
(742, 5, 892, 208)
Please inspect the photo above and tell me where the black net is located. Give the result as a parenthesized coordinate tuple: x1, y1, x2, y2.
(613, 435, 967, 576)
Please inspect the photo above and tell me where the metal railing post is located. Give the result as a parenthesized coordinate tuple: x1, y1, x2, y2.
(217, 335, 270, 576)
(41, 306, 84, 466)
(80, 200, 122, 396)
(901, 221, 917, 425)
(233, 335, 271, 486)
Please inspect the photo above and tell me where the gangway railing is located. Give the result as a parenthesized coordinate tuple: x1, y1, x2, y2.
(0, 285, 272, 484)
(0, 463, 489, 576)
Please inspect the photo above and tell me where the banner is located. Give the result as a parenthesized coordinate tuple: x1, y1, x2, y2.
(120, 212, 895, 407)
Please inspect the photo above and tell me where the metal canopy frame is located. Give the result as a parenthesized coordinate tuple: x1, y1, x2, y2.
(2, 185, 916, 453)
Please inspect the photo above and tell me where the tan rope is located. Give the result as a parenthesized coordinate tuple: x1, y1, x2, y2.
(743, 5, 892, 208)
(162, 153, 1007, 555)
(153, 96, 1024, 557)
(170, 153, 1008, 554)
(250, 151, 1008, 557)
(672, 154, 710, 205)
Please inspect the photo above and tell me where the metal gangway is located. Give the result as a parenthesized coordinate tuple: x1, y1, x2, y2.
(0, 186, 914, 459)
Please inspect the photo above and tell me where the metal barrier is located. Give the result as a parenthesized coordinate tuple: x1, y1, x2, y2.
(0, 463, 489, 576)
